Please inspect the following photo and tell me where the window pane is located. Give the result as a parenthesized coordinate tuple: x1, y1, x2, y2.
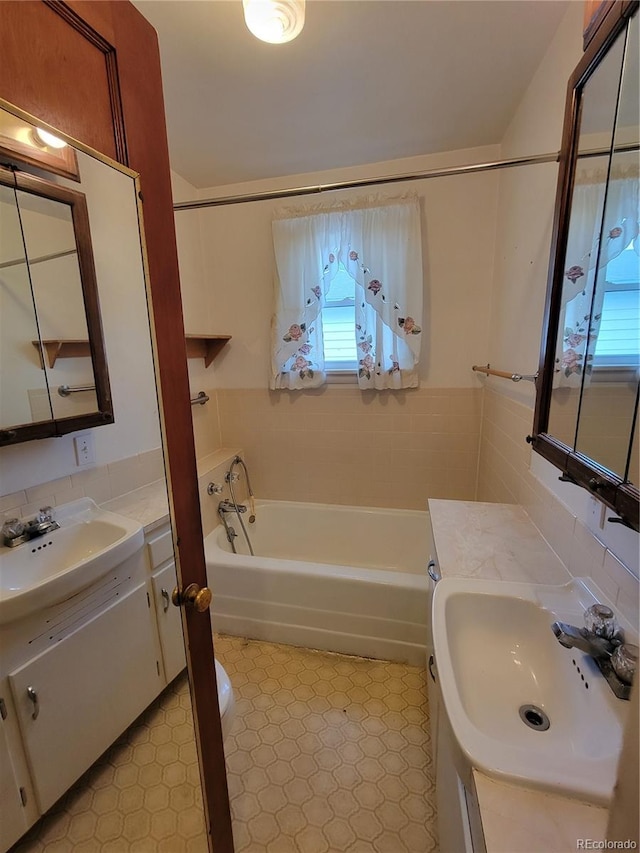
(594, 289, 640, 364)
(595, 243, 640, 366)
(323, 303, 357, 367)
(326, 264, 355, 303)
(322, 263, 358, 369)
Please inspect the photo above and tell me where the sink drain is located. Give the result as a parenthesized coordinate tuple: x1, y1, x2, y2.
(519, 704, 550, 731)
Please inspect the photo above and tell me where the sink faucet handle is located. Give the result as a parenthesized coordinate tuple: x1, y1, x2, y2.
(1, 517, 25, 542)
(584, 604, 617, 640)
(611, 644, 638, 686)
(36, 506, 54, 523)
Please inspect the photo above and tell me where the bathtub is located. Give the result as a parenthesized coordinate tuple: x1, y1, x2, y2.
(204, 499, 430, 665)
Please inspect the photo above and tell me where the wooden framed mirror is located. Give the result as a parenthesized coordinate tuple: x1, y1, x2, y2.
(533, 0, 639, 531)
(0, 117, 114, 445)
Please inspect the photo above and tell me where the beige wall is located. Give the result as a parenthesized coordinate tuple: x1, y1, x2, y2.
(181, 144, 501, 391)
(171, 169, 221, 460)
(172, 146, 501, 511)
(548, 384, 640, 477)
(216, 387, 481, 509)
(478, 389, 638, 625)
(477, 0, 639, 595)
(171, 0, 639, 600)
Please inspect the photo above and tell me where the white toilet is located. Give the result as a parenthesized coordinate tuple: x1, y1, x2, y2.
(215, 659, 236, 740)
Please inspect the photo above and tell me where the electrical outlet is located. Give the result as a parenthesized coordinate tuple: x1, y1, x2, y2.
(74, 432, 95, 467)
(588, 494, 607, 530)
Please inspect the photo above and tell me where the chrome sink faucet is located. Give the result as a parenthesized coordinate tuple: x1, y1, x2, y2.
(1, 506, 60, 548)
(551, 604, 637, 700)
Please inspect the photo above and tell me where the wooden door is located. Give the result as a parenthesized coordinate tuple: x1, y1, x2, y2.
(0, 2, 233, 849)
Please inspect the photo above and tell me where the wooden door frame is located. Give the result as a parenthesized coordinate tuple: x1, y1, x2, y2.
(0, 2, 233, 849)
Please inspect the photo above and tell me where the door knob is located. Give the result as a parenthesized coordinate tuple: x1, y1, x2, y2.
(171, 583, 212, 612)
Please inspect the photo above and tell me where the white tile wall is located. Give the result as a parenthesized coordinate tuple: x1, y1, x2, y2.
(478, 388, 639, 630)
(0, 448, 165, 522)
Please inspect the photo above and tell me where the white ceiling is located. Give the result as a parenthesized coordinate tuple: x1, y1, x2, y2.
(133, 0, 570, 190)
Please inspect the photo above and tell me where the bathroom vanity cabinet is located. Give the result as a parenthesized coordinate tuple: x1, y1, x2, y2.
(427, 513, 485, 853)
(427, 500, 614, 852)
(0, 523, 187, 851)
(0, 714, 30, 852)
(9, 580, 160, 815)
(146, 522, 187, 683)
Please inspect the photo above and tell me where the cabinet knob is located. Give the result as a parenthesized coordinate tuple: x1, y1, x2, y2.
(161, 588, 170, 612)
(27, 686, 39, 720)
(171, 583, 212, 613)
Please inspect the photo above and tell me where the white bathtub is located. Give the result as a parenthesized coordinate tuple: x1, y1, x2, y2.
(204, 499, 430, 665)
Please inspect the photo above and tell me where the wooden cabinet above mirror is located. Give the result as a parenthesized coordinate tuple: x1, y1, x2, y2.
(533, 0, 639, 531)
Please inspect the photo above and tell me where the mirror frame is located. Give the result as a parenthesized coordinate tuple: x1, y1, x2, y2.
(533, 0, 639, 532)
(0, 164, 113, 445)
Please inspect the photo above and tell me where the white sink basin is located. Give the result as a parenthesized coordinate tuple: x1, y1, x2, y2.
(0, 498, 143, 625)
(432, 577, 631, 805)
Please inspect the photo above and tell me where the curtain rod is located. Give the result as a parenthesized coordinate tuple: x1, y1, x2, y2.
(173, 142, 639, 211)
(173, 151, 561, 211)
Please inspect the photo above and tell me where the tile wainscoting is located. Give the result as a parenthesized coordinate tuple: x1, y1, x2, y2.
(477, 387, 639, 626)
(216, 386, 482, 510)
(2, 384, 635, 624)
(0, 448, 167, 521)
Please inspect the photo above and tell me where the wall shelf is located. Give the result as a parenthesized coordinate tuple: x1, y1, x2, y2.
(32, 339, 91, 369)
(185, 335, 231, 368)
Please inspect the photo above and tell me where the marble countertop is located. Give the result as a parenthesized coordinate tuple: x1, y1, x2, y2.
(428, 498, 609, 853)
(428, 499, 571, 585)
(102, 479, 169, 534)
(100, 447, 242, 534)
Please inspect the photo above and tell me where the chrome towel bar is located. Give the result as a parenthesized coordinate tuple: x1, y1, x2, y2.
(472, 364, 538, 383)
(58, 384, 96, 396)
(190, 391, 210, 406)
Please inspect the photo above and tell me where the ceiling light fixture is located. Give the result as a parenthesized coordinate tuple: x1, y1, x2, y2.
(33, 127, 68, 149)
(243, 0, 305, 44)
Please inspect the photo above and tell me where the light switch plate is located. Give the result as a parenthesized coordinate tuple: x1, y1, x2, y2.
(74, 432, 95, 467)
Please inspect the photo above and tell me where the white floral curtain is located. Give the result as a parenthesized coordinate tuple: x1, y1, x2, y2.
(270, 197, 423, 390)
(556, 165, 639, 387)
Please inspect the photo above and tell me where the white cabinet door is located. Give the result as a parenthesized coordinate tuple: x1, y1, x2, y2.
(436, 709, 474, 853)
(151, 563, 186, 683)
(9, 582, 161, 814)
(0, 713, 28, 852)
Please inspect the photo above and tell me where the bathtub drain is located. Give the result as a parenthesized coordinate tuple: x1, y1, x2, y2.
(518, 704, 550, 731)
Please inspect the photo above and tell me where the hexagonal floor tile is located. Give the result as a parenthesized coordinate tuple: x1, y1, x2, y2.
(14, 634, 437, 853)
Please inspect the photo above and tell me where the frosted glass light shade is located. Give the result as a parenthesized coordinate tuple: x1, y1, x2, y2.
(243, 0, 305, 44)
(34, 128, 67, 149)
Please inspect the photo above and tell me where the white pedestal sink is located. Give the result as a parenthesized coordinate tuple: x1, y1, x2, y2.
(432, 576, 633, 805)
(0, 498, 143, 625)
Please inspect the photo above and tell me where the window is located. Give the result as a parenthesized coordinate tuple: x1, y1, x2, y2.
(270, 198, 423, 391)
(322, 263, 357, 371)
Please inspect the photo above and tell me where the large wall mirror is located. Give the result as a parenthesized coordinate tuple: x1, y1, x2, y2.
(534, 2, 639, 531)
(0, 110, 113, 445)
(0, 100, 164, 497)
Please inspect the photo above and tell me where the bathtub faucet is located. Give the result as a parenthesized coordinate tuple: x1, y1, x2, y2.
(218, 499, 247, 514)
